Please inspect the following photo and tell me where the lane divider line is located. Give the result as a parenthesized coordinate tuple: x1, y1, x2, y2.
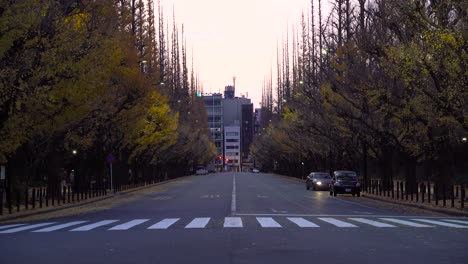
(231, 174, 237, 214)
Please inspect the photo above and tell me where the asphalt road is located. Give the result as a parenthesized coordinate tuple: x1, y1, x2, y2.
(1, 172, 467, 264)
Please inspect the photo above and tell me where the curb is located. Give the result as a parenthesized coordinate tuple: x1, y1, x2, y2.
(362, 194, 468, 217)
(0, 176, 189, 223)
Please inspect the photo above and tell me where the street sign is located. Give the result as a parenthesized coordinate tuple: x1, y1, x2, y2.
(0, 166, 5, 180)
(107, 154, 115, 164)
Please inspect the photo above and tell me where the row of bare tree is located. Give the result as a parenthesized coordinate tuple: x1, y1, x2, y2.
(0, 0, 216, 196)
(252, 0, 467, 191)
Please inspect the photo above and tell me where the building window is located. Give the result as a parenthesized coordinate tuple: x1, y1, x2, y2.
(226, 139, 238, 143)
(226, 132, 239, 136)
(226, 146, 239, 149)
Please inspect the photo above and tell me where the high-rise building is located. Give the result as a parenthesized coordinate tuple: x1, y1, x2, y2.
(202, 93, 223, 171)
(202, 84, 254, 171)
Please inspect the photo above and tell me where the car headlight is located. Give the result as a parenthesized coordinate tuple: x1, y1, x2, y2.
(356, 182, 361, 187)
(317, 181, 322, 186)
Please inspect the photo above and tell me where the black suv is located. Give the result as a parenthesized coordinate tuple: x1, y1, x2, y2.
(329, 171, 361, 197)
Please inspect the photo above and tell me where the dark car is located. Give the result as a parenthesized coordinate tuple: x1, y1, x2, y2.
(329, 171, 361, 197)
(306, 172, 332, 191)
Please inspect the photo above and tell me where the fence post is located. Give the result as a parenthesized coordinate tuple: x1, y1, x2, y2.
(405, 182, 408, 200)
(51, 188, 55, 206)
(428, 182, 431, 204)
(39, 188, 43, 208)
(63, 186, 66, 204)
(421, 183, 425, 203)
(442, 183, 446, 207)
(16, 189, 20, 212)
(410, 181, 414, 201)
(46, 187, 49, 207)
(461, 184, 465, 209)
(416, 182, 419, 203)
(451, 185, 455, 208)
(57, 187, 61, 206)
(391, 180, 394, 198)
(68, 186, 71, 203)
(435, 183, 439, 206)
(25, 187, 28, 210)
(32, 189, 36, 209)
(397, 181, 400, 199)
(456, 186, 459, 198)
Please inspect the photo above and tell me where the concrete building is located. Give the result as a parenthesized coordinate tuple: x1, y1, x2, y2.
(224, 126, 241, 171)
(202, 85, 254, 171)
(202, 93, 224, 171)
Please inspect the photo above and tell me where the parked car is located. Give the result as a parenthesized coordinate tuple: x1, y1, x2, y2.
(195, 167, 208, 175)
(252, 168, 260, 173)
(330, 170, 361, 197)
(305, 172, 332, 191)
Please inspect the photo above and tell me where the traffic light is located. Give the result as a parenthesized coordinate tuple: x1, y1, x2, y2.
(225, 158, 229, 163)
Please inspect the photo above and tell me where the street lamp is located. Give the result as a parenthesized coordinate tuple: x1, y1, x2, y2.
(72, 150, 77, 155)
(463, 137, 467, 142)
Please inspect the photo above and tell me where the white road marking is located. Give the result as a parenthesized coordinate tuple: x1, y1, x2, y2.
(70, 220, 118, 231)
(185, 218, 210, 229)
(441, 219, 468, 225)
(231, 174, 236, 214)
(108, 219, 149, 230)
(232, 213, 452, 218)
(0, 224, 27, 230)
(287, 217, 319, 227)
(257, 195, 268, 198)
(348, 218, 396, 227)
(271, 208, 288, 213)
(412, 219, 468, 228)
(148, 218, 179, 229)
(224, 217, 243, 228)
(33, 221, 88, 232)
(0, 223, 56, 234)
(379, 218, 434, 227)
(256, 217, 282, 228)
(318, 217, 357, 227)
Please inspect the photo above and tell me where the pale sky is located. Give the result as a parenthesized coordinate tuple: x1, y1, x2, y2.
(163, 0, 321, 108)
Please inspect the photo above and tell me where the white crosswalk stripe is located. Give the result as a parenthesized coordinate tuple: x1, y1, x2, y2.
(412, 219, 468, 228)
(441, 219, 468, 226)
(0, 224, 27, 230)
(318, 217, 357, 227)
(348, 218, 396, 227)
(148, 218, 180, 229)
(70, 220, 118, 231)
(33, 221, 89, 232)
(224, 217, 243, 228)
(379, 218, 434, 227)
(256, 217, 282, 228)
(0, 223, 56, 234)
(3, 217, 468, 233)
(185, 218, 210, 229)
(287, 217, 319, 227)
(108, 219, 149, 230)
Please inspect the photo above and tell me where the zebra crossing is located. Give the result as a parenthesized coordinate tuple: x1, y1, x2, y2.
(1, 217, 467, 234)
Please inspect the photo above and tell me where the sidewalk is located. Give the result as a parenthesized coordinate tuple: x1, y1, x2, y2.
(362, 192, 468, 217)
(0, 177, 189, 223)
